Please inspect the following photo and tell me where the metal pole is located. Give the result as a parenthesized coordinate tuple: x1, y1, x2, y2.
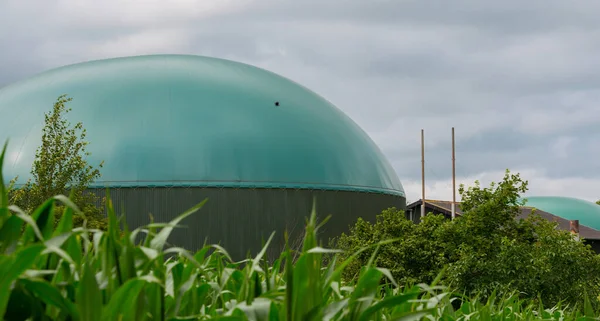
(421, 129, 425, 218)
(451, 127, 456, 219)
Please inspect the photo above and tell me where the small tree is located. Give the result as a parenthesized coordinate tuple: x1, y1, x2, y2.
(9, 94, 107, 229)
(596, 200, 600, 206)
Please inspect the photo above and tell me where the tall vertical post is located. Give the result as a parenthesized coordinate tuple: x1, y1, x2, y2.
(451, 127, 456, 219)
(421, 129, 425, 218)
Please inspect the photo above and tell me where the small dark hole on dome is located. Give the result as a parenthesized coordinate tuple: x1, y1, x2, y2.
(274, 101, 280, 106)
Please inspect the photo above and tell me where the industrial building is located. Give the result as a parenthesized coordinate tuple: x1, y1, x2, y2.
(406, 196, 600, 252)
(0, 54, 406, 259)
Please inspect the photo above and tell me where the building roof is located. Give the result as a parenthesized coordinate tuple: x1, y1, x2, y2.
(520, 196, 600, 231)
(0, 55, 404, 196)
(407, 199, 600, 240)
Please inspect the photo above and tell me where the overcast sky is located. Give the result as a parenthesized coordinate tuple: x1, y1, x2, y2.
(1, 0, 599, 202)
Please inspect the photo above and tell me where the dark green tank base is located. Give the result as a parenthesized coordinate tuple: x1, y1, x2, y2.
(89, 187, 406, 261)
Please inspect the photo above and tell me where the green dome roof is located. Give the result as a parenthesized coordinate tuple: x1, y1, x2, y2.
(521, 196, 600, 230)
(0, 54, 404, 196)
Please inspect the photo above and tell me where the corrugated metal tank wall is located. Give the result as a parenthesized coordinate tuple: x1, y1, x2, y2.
(89, 187, 406, 260)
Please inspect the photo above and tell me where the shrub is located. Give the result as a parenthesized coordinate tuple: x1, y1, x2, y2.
(333, 208, 451, 286)
(334, 170, 600, 308)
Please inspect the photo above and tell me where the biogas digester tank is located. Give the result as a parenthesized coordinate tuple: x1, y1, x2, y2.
(0, 55, 406, 259)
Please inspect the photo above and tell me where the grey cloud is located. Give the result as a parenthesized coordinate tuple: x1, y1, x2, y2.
(0, 0, 599, 198)
(242, 0, 600, 36)
(395, 129, 600, 183)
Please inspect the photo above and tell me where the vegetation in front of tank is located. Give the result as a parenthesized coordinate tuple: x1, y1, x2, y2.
(2, 140, 600, 320)
(333, 170, 600, 310)
(0, 140, 448, 320)
(7, 94, 107, 230)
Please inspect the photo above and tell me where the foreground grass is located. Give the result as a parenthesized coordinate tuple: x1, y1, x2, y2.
(0, 143, 598, 320)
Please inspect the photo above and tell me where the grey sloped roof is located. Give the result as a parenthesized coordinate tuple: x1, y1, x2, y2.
(407, 199, 600, 240)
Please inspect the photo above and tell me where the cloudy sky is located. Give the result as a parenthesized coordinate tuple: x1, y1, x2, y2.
(1, 0, 599, 202)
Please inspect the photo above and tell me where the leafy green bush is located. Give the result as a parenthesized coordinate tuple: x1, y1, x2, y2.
(334, 208, 450, 286)
(334, 170, 600, 308)
(8, 94, 107, 230)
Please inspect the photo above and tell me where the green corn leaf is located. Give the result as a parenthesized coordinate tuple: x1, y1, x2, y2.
(583, 291, 595, 317)
(290, 254, 312, 320)
(105, 190, 121, 243)
(0, 244, 45, 318)
(390, 311, 434, 321)
(306, 247, 343, 254)
(20, 278, 80, 320)
(53, 193, 82, 214)
(2, 245, 46, 280)
(150, 198, 207, 251)
(63, 234, 84, 267)
(119, 230, 137, 283)
(43, 232, 76, 272)
(76, 261, 103, 321)
(42, 243, 76, 267)
(0, 215, 24, 253)
(358, 291, 421, 321)
(53, 192, 78, 237)
(141, 246, 160, 261)
(210, 244, 233, 263)
(99, 232, 121, 296)
(101, 278, 149, 321)
(193, 246, 211, 265)
(251, 232, 275, 275)
(211, 316, 247, 321)
(10, 205, 45, 242)
(348, 268, 383, 319)
(45, 231, 73, 249)
(227, 297, 272, 321)
(376, 268, 398, 288)
(0, 140, 9, 229)
(283, 236, 294, 321)
(268, 302, 280, 321)
(164, 247, 203, 269)
(142, 214, 157, 248)
(4, 281, 37, 321)
(145, 282, 165, 320)
(323, 298, 349, 320)
(25, 197, 56, 243)
(169, 271, 198, 318)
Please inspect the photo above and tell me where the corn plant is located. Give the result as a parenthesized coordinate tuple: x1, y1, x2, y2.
(0, 140, 598, 321)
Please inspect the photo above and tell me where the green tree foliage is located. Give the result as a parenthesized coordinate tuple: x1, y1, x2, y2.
(334, 170, 600, 307)
(333, 208, 449, 286)
(596, 199, 600, 205)
(8, 94, 107, 230)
